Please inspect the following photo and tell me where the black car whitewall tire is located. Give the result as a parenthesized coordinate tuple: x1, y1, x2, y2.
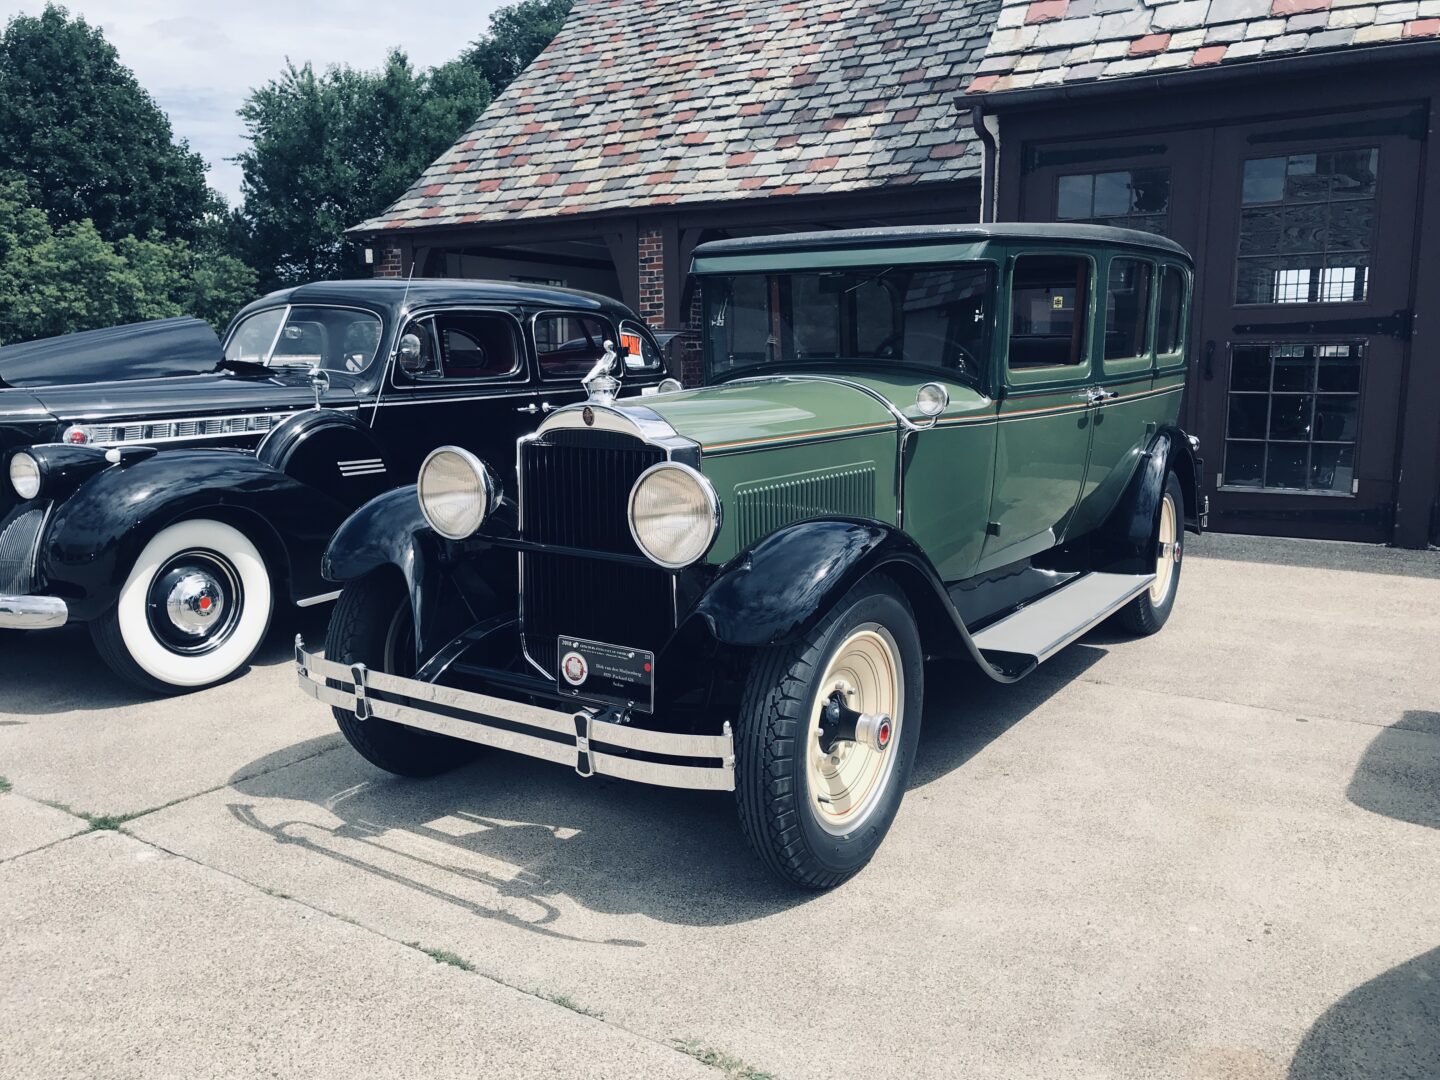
(91, 519, 273, 692)
(325, 570, 479, 777)
(1116, 471, 1185, 636)
(734, 575, 923, 889)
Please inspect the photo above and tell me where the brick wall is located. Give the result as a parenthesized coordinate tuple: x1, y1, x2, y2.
(373, 244, 404, 279)
(637, 227, 665, 324)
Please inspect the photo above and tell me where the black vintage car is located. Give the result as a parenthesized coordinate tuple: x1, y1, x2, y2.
(0, 280, 669, 692)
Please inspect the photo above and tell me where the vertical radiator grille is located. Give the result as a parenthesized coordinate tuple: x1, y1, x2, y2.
(519, 431, 671, 675)
(0, 503, 47, 595)
(733, 465, 876, 549)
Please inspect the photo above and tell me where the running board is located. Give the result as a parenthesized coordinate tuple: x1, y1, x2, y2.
(971, 572, 1154, 667)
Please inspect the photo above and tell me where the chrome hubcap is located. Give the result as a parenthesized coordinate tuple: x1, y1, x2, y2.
(145, 550, 243, 655)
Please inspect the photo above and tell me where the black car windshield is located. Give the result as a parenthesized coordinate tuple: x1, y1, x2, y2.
(224, 306, 384, 373)
(704, 262, 994, 383)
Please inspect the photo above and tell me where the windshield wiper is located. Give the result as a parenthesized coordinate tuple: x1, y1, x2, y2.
(214, 357, 269, 375)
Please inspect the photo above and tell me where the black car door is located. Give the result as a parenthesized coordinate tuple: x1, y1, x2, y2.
(366, 307, 540, 487)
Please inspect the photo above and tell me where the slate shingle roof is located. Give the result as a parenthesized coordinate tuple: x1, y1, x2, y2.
(353, 0, 1001, 234)
(968, 0, 1440, 95)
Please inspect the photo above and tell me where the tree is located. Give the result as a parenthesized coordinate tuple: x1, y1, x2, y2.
(0, 4, 217, 243)
(236, 52, 491, 289)
(463, 0, 574, 89)
(0, 178, 255, 345)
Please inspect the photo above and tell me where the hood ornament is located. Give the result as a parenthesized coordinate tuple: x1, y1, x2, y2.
(582, 340, 620, 405)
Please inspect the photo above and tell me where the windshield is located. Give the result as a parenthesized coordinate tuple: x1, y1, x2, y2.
(704, 262, 994, 383)
(224, 306, 383, 372)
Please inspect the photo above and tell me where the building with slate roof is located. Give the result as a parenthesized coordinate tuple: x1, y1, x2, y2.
(352, 0, 1002, 342)
(966, 0, 1440, 548)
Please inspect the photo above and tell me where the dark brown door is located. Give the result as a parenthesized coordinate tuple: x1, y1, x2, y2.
(1192, 108, 1422, 542)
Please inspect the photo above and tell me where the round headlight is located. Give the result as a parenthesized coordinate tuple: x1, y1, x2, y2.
(9, 452, 41, 500)
(417, 447, 497, 541)
(628, 462, 720, 569)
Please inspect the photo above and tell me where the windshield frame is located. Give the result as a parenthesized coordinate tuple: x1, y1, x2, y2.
(700, 260, 998, 389)
(222, 303, 387, 373)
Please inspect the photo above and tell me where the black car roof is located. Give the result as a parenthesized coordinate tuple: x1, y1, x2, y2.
(240, 278, 632, 317)
(693, 223, 1191, 261)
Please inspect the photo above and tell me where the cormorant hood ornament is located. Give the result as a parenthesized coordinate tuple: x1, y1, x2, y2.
(582, 339, 621, 405)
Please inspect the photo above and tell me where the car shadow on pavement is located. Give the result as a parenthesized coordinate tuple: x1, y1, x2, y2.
(0, 604, 332, 716)
(1288, 709, 1440, 1079)
(223, 643, 1109, 933)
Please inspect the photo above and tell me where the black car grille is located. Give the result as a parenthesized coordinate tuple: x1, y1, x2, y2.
(0, 503, 46, 595)
(519, 430, 672, 675)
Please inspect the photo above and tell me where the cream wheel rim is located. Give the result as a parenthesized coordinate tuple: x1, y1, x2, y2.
(1151, 491, 1179, 604)
(805, 623, 903, 836)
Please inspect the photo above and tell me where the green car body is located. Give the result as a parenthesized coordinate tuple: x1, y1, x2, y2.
(301, 223, 1203, 888)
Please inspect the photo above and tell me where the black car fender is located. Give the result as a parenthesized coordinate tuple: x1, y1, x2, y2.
(39, 449, 349, 620)
(683, 518, 1022, 683)
(256, 407, 391, 506)
(1097, 425, 1202, 576)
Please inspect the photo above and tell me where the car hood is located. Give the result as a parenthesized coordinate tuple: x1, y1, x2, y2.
(24, 369, 362, 425)
(0, 317, 223, 389)
(636, 375, 901, 453)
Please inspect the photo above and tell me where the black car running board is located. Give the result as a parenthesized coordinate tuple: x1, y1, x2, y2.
(971, 572, 1155, 667)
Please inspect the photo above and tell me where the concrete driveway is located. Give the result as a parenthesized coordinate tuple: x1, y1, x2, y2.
(2, 534, 1437, 1080)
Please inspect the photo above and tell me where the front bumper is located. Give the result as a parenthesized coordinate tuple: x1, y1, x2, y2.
(0, 594, 67, 630)
(295, 639, 736, 792)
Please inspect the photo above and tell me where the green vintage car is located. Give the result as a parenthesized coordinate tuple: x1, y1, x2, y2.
(297, 224, 1203, 888)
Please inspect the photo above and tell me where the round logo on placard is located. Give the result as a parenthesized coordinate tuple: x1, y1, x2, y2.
(560, 651, 588, 686)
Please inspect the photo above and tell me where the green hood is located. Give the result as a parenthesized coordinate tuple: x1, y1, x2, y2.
(639, 376, 899, 454)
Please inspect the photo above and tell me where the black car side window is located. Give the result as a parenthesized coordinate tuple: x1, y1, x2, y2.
(434, 313, 521, 380)
(1009, 254, 1092, 370)
(535, 313, 614, 379)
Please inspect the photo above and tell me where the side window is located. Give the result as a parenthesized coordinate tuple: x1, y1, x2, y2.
(1156, 266, 1187, 357)
(1103, 258, 1153, 362)
(1009, 254, 1091, 369)
(433, 313, 520, 380)
(619, 321, 662, 372)
(535, 313, 614, 379)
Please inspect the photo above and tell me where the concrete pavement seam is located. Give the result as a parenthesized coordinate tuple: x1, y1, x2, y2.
(112, 828, 754, 1079)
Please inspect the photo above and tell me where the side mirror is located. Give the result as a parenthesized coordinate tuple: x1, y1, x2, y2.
(308, 367, 331, 410)
(397, 332, 427, 374)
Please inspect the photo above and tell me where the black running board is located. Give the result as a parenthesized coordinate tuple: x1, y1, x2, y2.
(971, 572, 1154, 667)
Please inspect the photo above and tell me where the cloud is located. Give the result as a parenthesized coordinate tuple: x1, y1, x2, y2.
(1, 0, 508, 204)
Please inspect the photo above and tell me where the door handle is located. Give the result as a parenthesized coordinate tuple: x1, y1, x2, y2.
(1203, 340, 1215, 381)
(515, 403, 540, 414)
(1086, 387, 1116, 405)
(539, 401, 555, 414)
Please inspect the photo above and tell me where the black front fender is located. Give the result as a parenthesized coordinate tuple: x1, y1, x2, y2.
(686, 518, 1023, 682)
(40, 450, 348, 619)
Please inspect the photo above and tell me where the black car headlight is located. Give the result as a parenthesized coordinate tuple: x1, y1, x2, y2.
(8, 452, 41, 500)
(417, 446, 498, 540)
(627, 462, 720, 569)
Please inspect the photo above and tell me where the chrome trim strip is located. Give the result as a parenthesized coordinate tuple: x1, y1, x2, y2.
(295, 590, 341, 608)
(67, 409, 318, 447)
(0, 594, 67, 629)
(296, 640, 735, 792)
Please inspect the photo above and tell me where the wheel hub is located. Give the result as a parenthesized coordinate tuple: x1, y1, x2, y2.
(145, 549, 243, 655)
(164, 571, 226, 637)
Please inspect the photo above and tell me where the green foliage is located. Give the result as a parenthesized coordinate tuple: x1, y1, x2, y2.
(463, 0, 574, 89)
(0, 177, 256, 346)
(236, 51, 491, 290)
(0, 4, 217, 243)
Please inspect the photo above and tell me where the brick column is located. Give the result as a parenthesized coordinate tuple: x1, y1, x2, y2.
(373, 243, 403, 279)
(637, 226, 665, 325)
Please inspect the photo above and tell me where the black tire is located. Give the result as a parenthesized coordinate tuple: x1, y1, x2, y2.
(1116, 471, 1185, 636)
(734, 574, 924, 889)
(325, 570, 478, 777)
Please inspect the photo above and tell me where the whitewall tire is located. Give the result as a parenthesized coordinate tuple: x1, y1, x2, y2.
(91, 519, 273, 693)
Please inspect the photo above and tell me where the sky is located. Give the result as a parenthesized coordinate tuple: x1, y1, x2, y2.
(1, 0, 508, 205)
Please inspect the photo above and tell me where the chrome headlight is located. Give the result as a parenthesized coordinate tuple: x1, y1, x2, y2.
(417, 446, 497, 540)
(9, 452, 41, 500)
(628, 462, 720, 569)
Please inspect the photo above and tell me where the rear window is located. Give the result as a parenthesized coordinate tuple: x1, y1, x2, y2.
(1103, 258, 1153, 362)
(1156, 266, 1187, 356)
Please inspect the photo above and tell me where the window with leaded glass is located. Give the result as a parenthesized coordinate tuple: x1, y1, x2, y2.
(1223, 343, 1362, 494)
(1236, 148, 1377, 305)
(1055, 168, 1171, 235)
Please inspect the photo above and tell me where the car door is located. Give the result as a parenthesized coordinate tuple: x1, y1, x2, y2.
(367, 307, 539, 486)
(979, 249, 1097, 571)
(1068, 253, 1175, 536)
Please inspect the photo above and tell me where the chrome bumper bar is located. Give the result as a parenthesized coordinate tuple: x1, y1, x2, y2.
(295, 638, 735, 792)
(0, 594, 67, 630)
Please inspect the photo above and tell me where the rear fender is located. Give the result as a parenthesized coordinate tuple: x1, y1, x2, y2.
(685, 518, 1024, 683)
(1096, 426, 1202, 576)
(40, 450, 348, 619)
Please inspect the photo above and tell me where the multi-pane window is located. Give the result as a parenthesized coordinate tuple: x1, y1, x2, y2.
(1236, 148, 1377, 305)
(1223, 342, 1362, 493)
(1056, 168, 1171, 235)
